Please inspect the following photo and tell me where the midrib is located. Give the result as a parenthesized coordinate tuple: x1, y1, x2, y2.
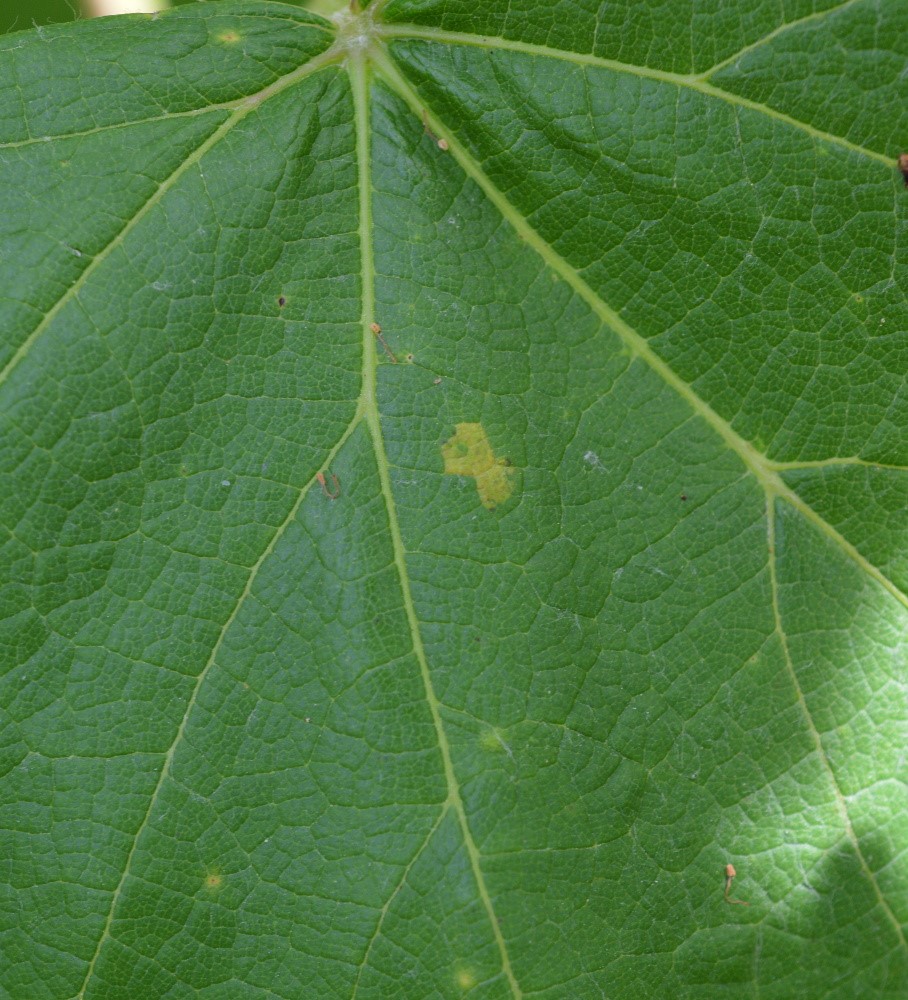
(349, 48, 524, 998)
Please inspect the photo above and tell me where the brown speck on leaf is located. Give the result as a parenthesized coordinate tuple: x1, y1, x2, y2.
(371, 323, 397, 363)
(899, 153, 908, 187)
(316, 471, 341, 500)
(422, 110, 449, 152)
(724, 862, 750, 906)
(278, 296, 286, 307)
(369, 323, 397, 365)
(681, 494, 687, 501)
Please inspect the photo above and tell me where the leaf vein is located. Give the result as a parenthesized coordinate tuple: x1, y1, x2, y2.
(696, 0, 868, 79)
(350, 50, 523, 999)
(371, 46, 908, 615)
(767, 496, 907, 951)
(377, 24, 893, 168)
(74, 409, 363, 999)
(350, 806, 449, 998)
(0, 46, 341, 395)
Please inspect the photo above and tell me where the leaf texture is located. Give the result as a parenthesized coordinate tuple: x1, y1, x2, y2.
(0, 2, 906, 997)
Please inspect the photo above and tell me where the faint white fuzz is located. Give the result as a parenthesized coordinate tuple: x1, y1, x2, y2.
(583, 450, 606, 471)
(331, 4, 376, 56)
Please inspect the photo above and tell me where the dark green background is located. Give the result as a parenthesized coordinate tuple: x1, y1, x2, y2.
(2, 0, 77, 34)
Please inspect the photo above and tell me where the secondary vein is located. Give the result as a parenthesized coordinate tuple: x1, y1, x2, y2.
(75, 409, 364, 998)
(767, 496, 908, 951)
(369, 46, 908, 615)
(696, 0, 867, 79)
(0, 44, 341, 395)
(376, 24, 893, 169)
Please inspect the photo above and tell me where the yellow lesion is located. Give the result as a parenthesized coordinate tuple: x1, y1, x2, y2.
(216, 30, 242, 44)
(442, 422, 515, 510)
(455, 967, 477, 990)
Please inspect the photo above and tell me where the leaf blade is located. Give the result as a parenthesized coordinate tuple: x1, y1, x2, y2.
(1, 3, 906, 997)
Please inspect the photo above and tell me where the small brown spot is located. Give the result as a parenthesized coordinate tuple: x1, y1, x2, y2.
(278, 296, 286, 307)
(899, 153, 908, 187)
(680, 494, 687, 501)
(217, 30, 241, 44)
(316, 471, 340, 499)
(205, 873, 222, 890)
(371, 323, 397, 363)
(724, 862, 749, 906)
(405, 353, 414, 363)
(422, 110, 449, 152)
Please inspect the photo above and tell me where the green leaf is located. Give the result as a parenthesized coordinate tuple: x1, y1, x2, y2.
(1, 2, 906, 997)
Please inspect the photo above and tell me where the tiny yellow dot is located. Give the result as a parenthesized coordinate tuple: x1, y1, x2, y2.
(479, 728, 503, 753)
(217, 30, 241, 44)
(456, 968, 477, 990)
(204, 873, 222, 890)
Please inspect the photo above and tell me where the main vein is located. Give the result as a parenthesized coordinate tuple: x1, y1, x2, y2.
(376, 24, 893, 169)
(349, 50, 523, 999)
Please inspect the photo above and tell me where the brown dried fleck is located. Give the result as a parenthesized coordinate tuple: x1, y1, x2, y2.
(316, 471, 341, 500)
(370, 322, 397, 363)
(724, 863, 750, 906)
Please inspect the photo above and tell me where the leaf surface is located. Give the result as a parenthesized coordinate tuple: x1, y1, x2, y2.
(0, 2, 906, 997)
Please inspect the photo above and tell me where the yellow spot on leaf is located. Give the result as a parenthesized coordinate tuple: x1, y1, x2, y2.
(479, 728, 502, 752)
(217, 30, 241, 43)
(204, 873, 222, 890)
(456, 968, 477, 990)
(441, 423, 515, 510)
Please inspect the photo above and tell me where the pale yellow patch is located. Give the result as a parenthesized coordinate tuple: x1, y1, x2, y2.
(479, 728, 503, 753)
(441, 423, 515, 510)
(480, 727, 515, 757)
(217, 30, 242, 43)
(204, 872, 222, 890)
(455, 968, 477, 990)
